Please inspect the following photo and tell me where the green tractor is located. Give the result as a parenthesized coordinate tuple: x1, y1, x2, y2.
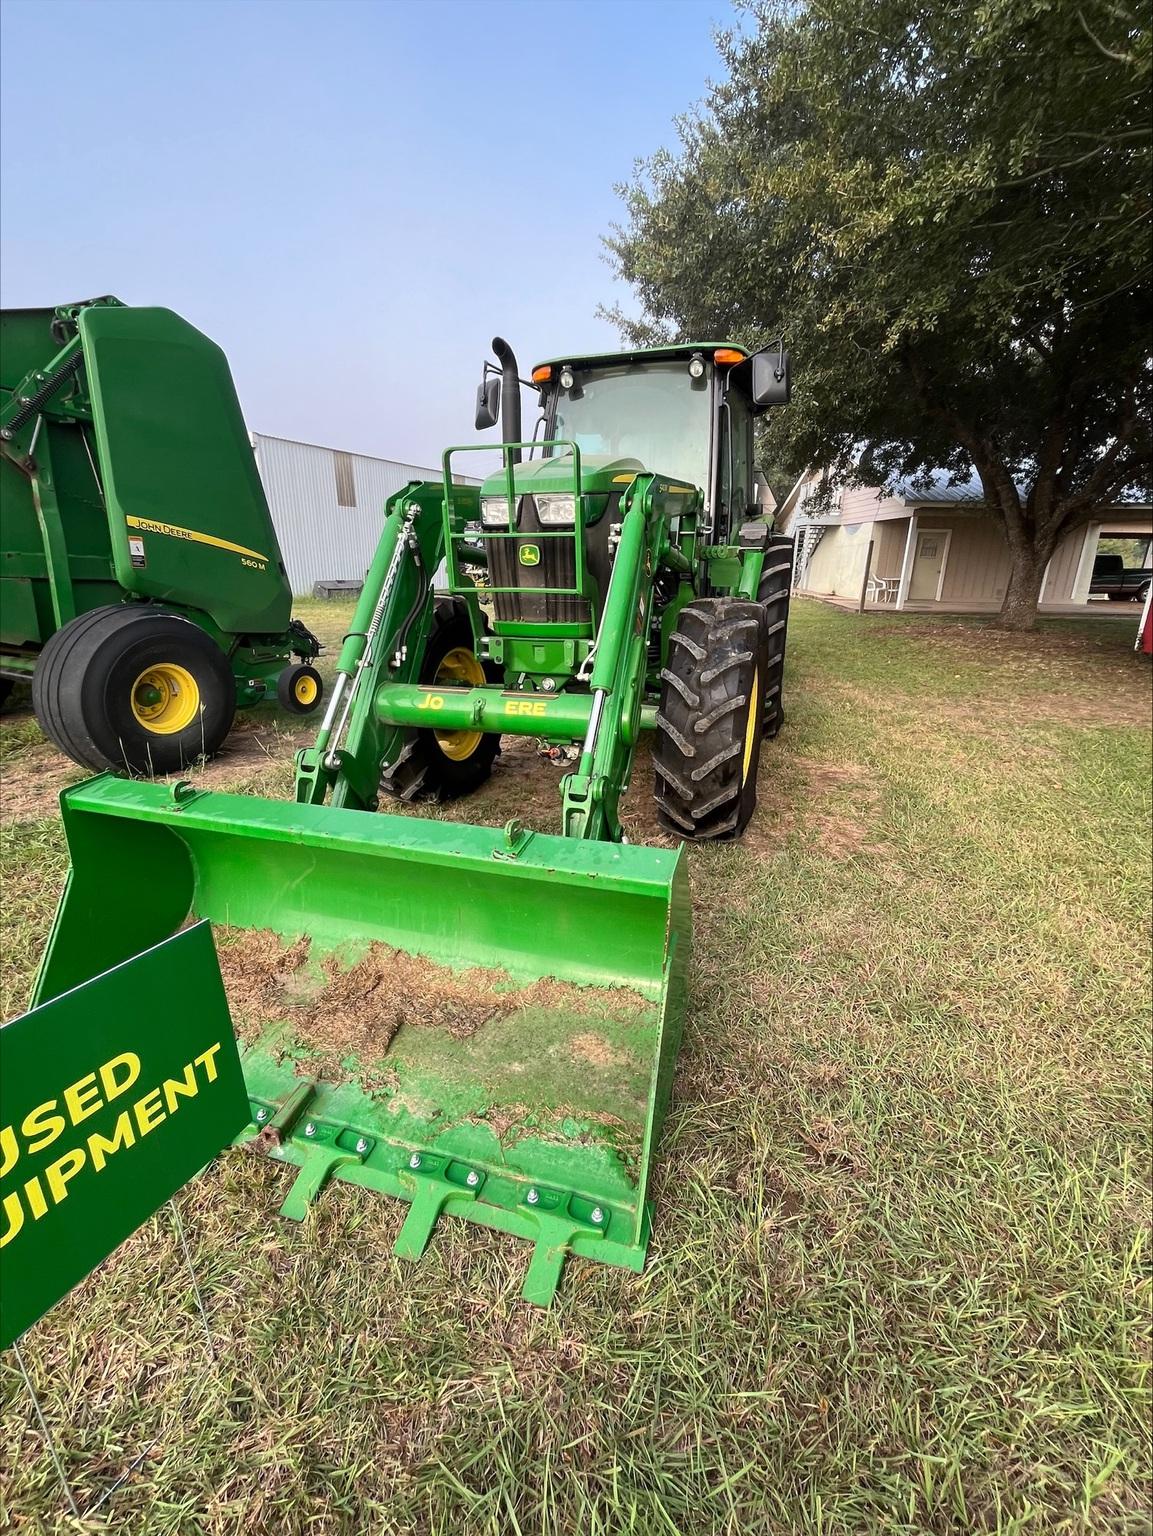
(24, 335, 794, 1305)
(0, 297, 322, 773)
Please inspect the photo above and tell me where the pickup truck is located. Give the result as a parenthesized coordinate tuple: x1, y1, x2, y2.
(1090, 553, 1152, 602)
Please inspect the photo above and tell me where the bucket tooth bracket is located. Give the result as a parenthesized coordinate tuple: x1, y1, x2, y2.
(518, 1183, 609, 1307)
(243, 1099, 619, 1307)
(246, 1092, 376, 1220)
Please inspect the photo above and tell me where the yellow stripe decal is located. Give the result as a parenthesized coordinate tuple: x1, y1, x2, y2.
(125, 516, 268, 564)
(612, 473, 637, 484)
(659, 485, 696, 495)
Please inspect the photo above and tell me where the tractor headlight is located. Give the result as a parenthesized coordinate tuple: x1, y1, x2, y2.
(535, 494, 577, 527)
(481, 496, 515, 527)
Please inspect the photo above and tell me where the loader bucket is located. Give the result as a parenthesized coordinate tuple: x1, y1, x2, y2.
(32, 776, 689, 1304)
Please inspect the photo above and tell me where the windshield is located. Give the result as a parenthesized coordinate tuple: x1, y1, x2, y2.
(548, 362, 711, 489)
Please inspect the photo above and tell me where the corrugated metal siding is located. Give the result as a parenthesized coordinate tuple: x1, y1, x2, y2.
(252, 433, 479, 596)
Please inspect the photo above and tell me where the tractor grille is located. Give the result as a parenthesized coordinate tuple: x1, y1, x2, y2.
(487, 499, 589, 626)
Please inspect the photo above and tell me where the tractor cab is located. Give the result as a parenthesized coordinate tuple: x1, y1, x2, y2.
(466, 340, 790, 639)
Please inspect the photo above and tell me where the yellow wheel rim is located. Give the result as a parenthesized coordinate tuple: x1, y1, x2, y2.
(741, 671, 761, 782)
(130, 663, 201, 735)
(294, 673, 319, 707)
(433, 646, 486, 761)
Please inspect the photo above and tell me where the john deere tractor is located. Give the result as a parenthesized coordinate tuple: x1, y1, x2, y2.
(23, 335, 794, 1306)
(298, 335, 794, 840)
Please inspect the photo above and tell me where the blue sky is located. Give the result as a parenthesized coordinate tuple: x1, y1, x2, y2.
(1, 0, 733, 466)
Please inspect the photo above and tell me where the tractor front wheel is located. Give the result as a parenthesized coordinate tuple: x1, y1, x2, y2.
(379, 599, 500, 803)
(653, 598, 768, 840)
(32, 606, 236, 775)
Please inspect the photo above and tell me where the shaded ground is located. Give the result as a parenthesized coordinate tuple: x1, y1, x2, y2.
(1, 599, 1150, 1535)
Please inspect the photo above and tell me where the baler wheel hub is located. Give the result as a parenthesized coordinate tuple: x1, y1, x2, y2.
(130, 663, 201, 734)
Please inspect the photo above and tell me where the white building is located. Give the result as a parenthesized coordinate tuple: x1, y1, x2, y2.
(252, 433, 480, 597)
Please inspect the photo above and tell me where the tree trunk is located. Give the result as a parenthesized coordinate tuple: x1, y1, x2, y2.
(998, 545, 1047, 631)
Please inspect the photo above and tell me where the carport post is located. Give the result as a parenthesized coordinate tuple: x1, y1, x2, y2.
(896, 515, 919, 609)
(858, 538, 875, 612)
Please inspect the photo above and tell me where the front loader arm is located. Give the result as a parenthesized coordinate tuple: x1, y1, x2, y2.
(560, 475, 677, 842)
(294, 482, 448, 811)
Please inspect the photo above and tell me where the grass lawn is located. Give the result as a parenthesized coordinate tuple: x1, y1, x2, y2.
(1, 598, 1149, 1534)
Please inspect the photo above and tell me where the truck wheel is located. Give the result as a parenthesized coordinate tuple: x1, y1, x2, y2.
(379, 599, 500, 803)
(277, 663, 324, 714)
(32, 606, 236, 775)
(757, 534, 793, 739)
(654, 598, 768, 840)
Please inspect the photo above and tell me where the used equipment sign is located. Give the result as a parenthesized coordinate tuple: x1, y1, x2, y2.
(0, 923, 248, 1350)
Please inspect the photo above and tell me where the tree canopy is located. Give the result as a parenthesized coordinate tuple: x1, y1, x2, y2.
(606, 0, 1152, 626)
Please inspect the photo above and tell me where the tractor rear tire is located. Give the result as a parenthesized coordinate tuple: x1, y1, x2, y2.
(758, 533, 793, 739)
(379, 599, 500, 804)
(32, 605, 236, 775)
(653, 598, 768, 841)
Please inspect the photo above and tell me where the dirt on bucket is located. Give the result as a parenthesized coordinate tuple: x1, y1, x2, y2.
(214, 927, 653, 1086)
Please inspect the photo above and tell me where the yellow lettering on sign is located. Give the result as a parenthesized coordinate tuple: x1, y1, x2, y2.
(162, 1063, 200, 1113)
(0, 1044, 230, 1251)
(88, 1110, 136, 1172)
(64, 1072, 103, 1127)
(194, 1043, 222, 1083)
(0, 1190, 23, 1247)
(21, 1101, 66, 1157)
(0, 1125, 18, 1180)
(133, 1088, 166, 1137)
(0, 1175, 49, 1248)
(45, 1148, 86, 1204)
(100, 1053, 141, 1102)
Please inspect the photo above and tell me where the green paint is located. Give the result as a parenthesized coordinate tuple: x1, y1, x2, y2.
(32, 777, 688, 1304)
(24, 333, 790, 1304)
(1, 923, 248, 1349)
(0, 298, 315, 711)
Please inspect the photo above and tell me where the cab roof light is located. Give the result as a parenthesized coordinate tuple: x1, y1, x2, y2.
(713, 348, 745, 365)
(531, 365, 553, 384)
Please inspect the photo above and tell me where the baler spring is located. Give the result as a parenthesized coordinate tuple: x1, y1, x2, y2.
(1, 353, 83, 440)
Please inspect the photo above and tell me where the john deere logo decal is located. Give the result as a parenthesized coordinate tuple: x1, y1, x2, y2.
(519, 544, 541, 567)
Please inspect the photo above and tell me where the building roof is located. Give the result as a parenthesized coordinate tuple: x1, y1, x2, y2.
(894, 471, 1149, 510)
(891, 472, 987, 505)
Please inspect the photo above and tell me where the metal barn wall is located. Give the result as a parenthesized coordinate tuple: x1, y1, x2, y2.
(252, 433, 476, 597)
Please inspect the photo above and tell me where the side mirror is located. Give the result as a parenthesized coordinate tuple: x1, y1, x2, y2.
(750, 344, 791, 410)
(475, 377, 501, 431)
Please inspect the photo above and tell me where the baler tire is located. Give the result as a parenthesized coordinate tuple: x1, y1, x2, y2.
(277, 663, 324, 715)
(32, 605, 236, 775)
(379, 599, 500, 804)
(653, 597, 768, 841)
(757, 533, 793, 740)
